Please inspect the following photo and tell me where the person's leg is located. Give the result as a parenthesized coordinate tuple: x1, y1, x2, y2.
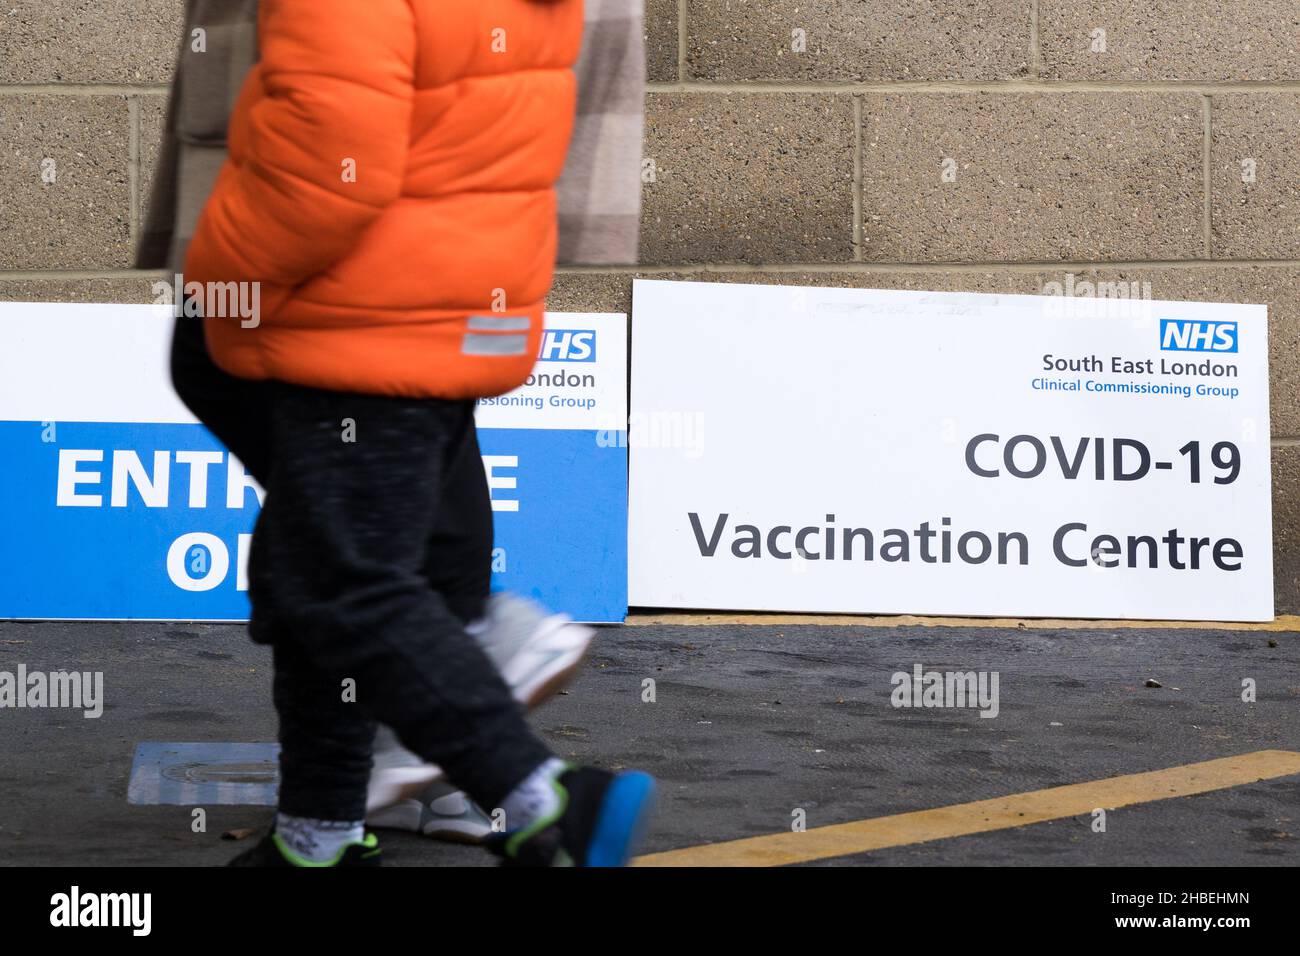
(369, 433, 595, 842)
(271, 639, 379, 859)
(172, 320, 385, 861)
(420, 419, 594, 709)
(422, 419, 494, 624)
(249, 383, 553, 813)
(169, 316, 272, 482)
(271, 640, 377, 822)
(366, 415, 603, 841)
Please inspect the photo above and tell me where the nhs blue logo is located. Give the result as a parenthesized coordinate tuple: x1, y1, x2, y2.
(538, 329, 597, 362)
(1160, 319, 1238, 353)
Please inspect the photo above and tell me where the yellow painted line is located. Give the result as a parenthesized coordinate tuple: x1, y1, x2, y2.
(635, 750, 1300, 867)
(625, 612, 1300, 632)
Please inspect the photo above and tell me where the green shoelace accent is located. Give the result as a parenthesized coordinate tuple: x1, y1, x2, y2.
(272, 831, 379, 867)
(504, 768, 573, 860)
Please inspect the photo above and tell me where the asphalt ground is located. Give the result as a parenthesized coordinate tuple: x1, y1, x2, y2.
(0, 619, 1296, 866)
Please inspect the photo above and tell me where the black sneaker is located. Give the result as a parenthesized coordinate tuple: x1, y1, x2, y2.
(226, 831, 383, 867)
(486, 766, 656, 867)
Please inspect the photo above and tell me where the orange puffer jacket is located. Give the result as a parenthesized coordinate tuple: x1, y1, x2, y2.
(184, 0, 582, 399)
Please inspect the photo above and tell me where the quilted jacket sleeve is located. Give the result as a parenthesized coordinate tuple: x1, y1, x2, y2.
(184, 0, 416, 297)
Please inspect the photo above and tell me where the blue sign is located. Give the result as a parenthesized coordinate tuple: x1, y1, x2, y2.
(0, 421, 627, 622)
(479, 428, 626, 621)
(0, 308, 629, 623)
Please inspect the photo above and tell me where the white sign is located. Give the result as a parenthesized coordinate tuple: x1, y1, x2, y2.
(629, 279, 1272, 622)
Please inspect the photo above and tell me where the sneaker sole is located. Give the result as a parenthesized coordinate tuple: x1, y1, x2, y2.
(586, 771, 657, 867)
(422, 821, 492, 844)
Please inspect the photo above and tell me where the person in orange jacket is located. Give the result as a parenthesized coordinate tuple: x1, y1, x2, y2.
(178, 0, 653, 866)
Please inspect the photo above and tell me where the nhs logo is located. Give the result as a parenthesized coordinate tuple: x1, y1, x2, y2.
(538, 329, 596, 362)
(1160, 319, 1238, 353)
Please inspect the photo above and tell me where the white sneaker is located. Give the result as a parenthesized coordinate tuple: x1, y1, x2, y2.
(366, 725, 445, 812)
(365, 593, 595, 833)
(473, 592, 595, 709)
(366, 779, 495, 843)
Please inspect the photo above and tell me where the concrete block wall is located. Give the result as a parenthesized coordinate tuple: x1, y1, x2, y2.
(3, 2, 1300, 611)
